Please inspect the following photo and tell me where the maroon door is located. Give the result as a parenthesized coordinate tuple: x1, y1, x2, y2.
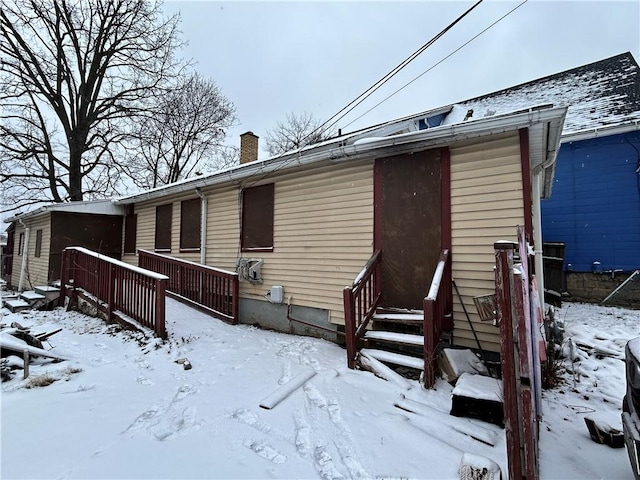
(375, 149, 442, 309)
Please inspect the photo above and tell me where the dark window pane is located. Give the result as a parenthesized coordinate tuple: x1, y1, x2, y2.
(155, 204, 172, 251)
(124, 214, 137, 254)
(242, 183, 274, 251)
(180, 198, 201, 251)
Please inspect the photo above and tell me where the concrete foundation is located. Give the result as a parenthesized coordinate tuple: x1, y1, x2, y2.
(239, 298, 338, 342)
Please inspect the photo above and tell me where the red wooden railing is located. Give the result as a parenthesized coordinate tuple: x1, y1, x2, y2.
(343, 250, 382, 368)
(138, 250, 239, 325)
(59, 247, 168, 339)
(495, 227, 542, 479)
(423, 249, 451, 388)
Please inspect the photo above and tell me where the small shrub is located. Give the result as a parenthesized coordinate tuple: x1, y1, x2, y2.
(25, 374, 57, 388)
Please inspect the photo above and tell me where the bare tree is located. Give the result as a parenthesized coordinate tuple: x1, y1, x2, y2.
(0, 0, 185, 213)
(124, 73, 237, 189)
(264, 112, 334, 157)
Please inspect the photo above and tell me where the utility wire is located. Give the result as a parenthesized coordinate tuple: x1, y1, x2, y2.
(341, 0, 529, 131)
(310, 0, 484, 140)
(243, 0, 485, 190)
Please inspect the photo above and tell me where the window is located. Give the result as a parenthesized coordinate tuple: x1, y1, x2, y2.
(34, 229, 43, 257)
(155, 203, 172, 252)
(241, 183, 274, 252)
(18, 233, 24, 256)
(124, 214, 137, 254)
(180, 198, 201, 251)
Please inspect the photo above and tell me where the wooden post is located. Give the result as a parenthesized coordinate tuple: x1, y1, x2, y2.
(107, 264, 115, 322)
(155, 278, 167, 339)
(495, 242, 523, 480)
(232, 276, 239, 325)
(23, 350, 29, 379)
(423, 299, 436, 388)
(59, 250, 69, 307)
(343, 287, 356, 369)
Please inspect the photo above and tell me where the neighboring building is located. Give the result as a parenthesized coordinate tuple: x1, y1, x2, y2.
(451, 52, 640, 305)
(3, 200, 124, 290)
(114, 105, 566, 354)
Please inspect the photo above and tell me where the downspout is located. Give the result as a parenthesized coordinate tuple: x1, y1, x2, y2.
(532, 170, 545, 311)
(17, 219, 30, 292)
(195, 187, 207, 265)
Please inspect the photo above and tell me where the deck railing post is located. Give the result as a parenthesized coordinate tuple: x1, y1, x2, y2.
(155, 278, 167, 339)
(107, 263, 115, 322)
(423, 299, 436, 388)
(343, 287, 357, 369)
(59, 249, 69, 307)
(495, 242, 523, 479)
(232, 275, 239, 325)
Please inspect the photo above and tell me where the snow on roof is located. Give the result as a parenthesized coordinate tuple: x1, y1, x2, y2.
(4, 199, 123, 223)
(451, 52, 640, 136)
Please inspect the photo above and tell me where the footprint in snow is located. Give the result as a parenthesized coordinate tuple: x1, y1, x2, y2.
(304, 382, 328, 409)
(151, 406, 201, 441)
(136, 375, 153, 386)
(171, 384, 196, 403)
(243, 439, 287, 464)
(294, 409, 311, 456)
(314, 443, 345, 480)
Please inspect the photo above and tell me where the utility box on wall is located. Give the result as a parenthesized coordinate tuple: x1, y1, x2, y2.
(236, 258, 263, 284)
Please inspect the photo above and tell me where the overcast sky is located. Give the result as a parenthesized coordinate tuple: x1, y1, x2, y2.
(162, 0, 640, 158)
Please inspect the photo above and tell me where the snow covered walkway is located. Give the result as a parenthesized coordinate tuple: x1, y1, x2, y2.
(1, 299, 636, 479)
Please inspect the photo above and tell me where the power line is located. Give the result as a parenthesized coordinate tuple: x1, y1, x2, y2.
(311, 0, 484, 140)
(245, 0, 499, 189)
(342, 0, 529, 131)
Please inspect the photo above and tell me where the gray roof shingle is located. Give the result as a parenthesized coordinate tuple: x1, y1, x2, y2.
(454, 52, 640, 135)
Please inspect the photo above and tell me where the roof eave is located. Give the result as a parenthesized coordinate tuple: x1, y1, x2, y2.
(114, 105, 569, 205)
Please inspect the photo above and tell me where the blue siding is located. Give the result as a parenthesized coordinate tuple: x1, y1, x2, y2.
(541, 131, 640, 272)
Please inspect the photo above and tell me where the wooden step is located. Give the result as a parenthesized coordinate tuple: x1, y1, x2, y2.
(364, 330, 424, 347)
(361, 348, 424, 370)
(20, 291, 46, 303)
(358, 351, 413, 390)
(34, 285, 60, 300)
(5, 299, 30, 313)
(372, 312, 423, 325)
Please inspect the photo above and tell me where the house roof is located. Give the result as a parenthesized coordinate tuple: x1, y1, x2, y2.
(451, 52, 640, 140)
(4, 199, 123, 224)
(114, 104, 567, 205)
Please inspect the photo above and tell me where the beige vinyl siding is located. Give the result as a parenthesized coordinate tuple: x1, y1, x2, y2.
(123, 161, 374, 325)
(207, 161, 374, 324)
(10, 214, 52, 288)
(450, 132, 524, 353)
(123, 192, 204, 266)
(9, 224, 25, 287)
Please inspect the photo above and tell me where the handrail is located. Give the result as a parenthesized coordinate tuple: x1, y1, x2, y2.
(343, 249, 382, 369)
(138, 249, 239, 324)
(59, 246, 168, 338)
(423, 248, 451, 388)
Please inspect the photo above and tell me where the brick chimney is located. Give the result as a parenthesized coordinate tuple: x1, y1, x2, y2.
(240, 131, 259, 164)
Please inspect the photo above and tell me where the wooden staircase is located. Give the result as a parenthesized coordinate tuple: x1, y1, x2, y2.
(343, 249, 452, 388)
(2, 285, 60, 313)
(362, 309, 454, 380)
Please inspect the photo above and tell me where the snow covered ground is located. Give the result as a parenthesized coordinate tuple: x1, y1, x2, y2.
(1, 298, 637, 479)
